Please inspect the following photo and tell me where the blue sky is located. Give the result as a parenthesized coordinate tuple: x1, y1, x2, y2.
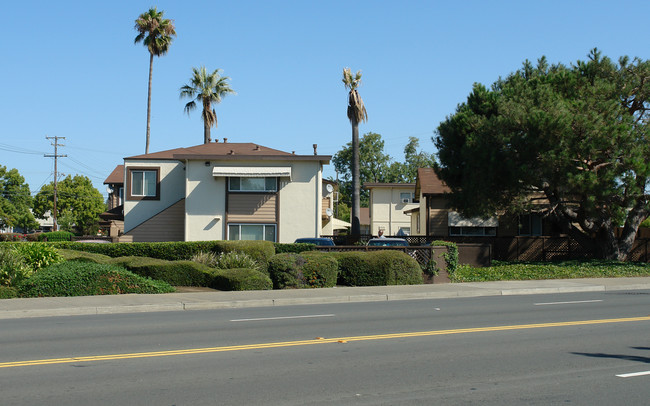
(3, 0, 650, 199)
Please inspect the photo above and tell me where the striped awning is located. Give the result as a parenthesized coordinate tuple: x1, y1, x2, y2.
(212, 166, 292, 178)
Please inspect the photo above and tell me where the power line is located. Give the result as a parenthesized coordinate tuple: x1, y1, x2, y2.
(44, 136, 67, 231)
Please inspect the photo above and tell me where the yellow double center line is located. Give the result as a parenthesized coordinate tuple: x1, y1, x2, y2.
(2, 315, 649, 369)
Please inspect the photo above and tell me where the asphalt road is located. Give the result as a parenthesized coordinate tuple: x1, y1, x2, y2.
(2, 290, 649, 405)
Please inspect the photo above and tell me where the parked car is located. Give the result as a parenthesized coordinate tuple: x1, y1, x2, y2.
(367, 238, 409, 247)
(294, 237, 336, 246)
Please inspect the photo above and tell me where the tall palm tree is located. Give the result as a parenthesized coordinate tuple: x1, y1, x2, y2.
(134, 7, 176, 154)
(342, 67, 368, 237)
(179, 66, 235, 144)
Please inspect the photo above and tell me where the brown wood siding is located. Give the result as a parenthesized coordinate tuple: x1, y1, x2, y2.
(128, 199, 185, 242)
(428, 209, 448, 236)
(227, 194, 277, 223)
(322, 197, 331, 218)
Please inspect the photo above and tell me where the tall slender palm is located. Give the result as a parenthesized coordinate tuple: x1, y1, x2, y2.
(342, 68, 368, 237)
(134, 7, 176, 154)
(180, 66, 235, 144)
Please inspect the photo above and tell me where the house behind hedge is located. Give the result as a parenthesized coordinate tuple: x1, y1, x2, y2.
(104, 141, 331, 243)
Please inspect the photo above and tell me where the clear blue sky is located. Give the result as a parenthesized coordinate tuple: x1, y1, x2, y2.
(3, 0, 650, 199)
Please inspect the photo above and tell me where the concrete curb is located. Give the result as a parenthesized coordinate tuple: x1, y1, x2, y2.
(2, 278, 649, 320)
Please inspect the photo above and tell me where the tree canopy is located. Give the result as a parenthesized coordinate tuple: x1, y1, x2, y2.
(434, 49, 650, 260)
(0, 166, 38, 232)
(332, 132, 435, 207)
(33, 175, 105, 235)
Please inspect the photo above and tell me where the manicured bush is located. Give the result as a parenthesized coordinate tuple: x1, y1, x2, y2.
(191, 251, 265, 273)
(49, 240, 276, 265)
(57, 249, 112, 264)
(268, 252, 338, 289)
(39, 231, 74, 242)
(0, 286, 19, 298)
(208, 268, 273, 291)
(334, 251, 423, 286)
(18, 262, 175, 297)
(14, 243, 63, 271)
(273, 243, 317, 254)
(108, 256, 213, 287)
(0, 245, 31, 287)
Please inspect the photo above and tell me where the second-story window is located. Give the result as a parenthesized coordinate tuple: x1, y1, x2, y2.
(229, 177, 277, 192)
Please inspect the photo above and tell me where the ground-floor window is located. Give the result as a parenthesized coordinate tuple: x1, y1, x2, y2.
(449, 226, 497, 236)
(228, 224, 276, 242)
(518, 214, 543, 236)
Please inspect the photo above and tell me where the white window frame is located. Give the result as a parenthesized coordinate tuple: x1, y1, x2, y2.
(229, 177, 278, 192)
(130, 170, 157, 197)
(228, 223, 277, 242)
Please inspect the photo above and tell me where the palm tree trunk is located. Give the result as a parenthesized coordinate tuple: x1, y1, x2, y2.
(351, 120, 361, 238)
(204, 120, 210, 144)
(145, 52, 154, 154)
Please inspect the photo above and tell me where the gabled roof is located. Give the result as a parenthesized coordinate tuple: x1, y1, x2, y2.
(104, 165, 124, 185)
(125, 142, 331, 163)
(415, 168, 450, 196)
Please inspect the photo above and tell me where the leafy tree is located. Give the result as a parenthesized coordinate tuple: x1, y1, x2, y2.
(387, 137, 436, 183)
(0, 166, 38, 232)
(333, 132, 392, 207)
(134, 7, 176, 154)
(342, 68, 368, 236)
(180, 66, 235, 144)
(434, 49, 650, 260)
(33, 175, 105, 235)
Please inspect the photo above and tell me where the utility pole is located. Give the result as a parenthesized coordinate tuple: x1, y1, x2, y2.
(45, 136, 66, 231)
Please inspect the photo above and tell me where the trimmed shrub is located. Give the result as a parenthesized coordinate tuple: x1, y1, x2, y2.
(14, 243, 63, 271)
(18, 262, 175, 297)
(208, 268, 273, 291)
(39, 231, 74, 242)
(58, 249, 112, 264)
(268, 252, 338, 289)
(0, 246, 31, 286)
(48, 240, 276, 265)
(191, 251, 265, 273)
(273, 243, 317, 254)
(334, 251, 423, 286)
(0, 286, 19, 299)
(109, 256, 213, 287)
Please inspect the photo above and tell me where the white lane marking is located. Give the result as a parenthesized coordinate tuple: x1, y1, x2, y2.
(534, 300, 603, 306)
(231, 314, 335, 322)
(616, 371, 650, 378)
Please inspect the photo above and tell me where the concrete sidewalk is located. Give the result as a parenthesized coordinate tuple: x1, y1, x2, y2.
(2, 277, 650, 320)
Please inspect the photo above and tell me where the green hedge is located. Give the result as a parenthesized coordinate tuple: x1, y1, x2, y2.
(334, 251, 423, 286)
(0, 286, 19, 299)
(208, 268, 273, 291)
(39, 231, 74, 242)
(48, 240, 276, 264)
(18, 262, 175, 297)
(0, 233, 24, 242)
(268, 252, 338, 289)
(273, 243, 318, 254)
(109, 257, 213, 287)
(58, 249, 113, 264)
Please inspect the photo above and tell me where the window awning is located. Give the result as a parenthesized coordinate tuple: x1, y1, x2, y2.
(212, 166, 292, 179)
(448, 211, 498, 227)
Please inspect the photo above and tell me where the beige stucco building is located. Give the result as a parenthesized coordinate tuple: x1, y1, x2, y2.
(117, 142, 330, 243)
(364, 182, 419, 236)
